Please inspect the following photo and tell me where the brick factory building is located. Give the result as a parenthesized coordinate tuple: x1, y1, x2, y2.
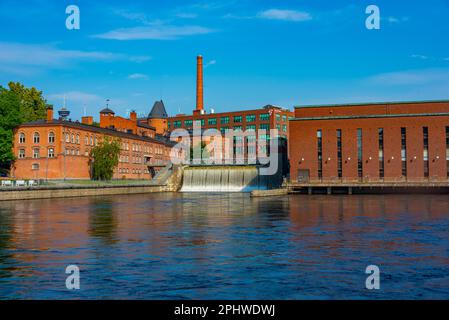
(289, 100, 449, 183)
(11, 107, 177, 180)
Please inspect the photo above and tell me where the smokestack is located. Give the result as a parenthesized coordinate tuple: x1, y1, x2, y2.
(196, 55, 204, 111)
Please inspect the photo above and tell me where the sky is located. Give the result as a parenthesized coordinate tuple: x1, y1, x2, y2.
(0, 0, 448, 121)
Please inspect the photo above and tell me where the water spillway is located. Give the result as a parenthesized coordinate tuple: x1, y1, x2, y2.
(181, 166, 272, 192)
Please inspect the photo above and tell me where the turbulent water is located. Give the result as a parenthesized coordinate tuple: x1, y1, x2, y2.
(0, 193, 449, 299)
(180, 166, 269, 192)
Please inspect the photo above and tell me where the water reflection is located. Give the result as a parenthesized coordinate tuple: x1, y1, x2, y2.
(0, 193, 448, 299)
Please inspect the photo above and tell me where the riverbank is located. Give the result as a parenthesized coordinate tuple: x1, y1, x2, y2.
(0, 183, 169, 201)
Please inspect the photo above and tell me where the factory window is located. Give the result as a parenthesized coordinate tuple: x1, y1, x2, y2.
(234, 115, 242, 123)
(259, 123, 270, 131)
(282, 124, 287, 132)
(195, 119, 205, 127)
(337, 129, 342, 179)
(275, 114, 281, 121)
(234, 126, 242, 131)
(208, 118, 217, 125)
(378, 128, 384, 179)
(48, 132, 55, 144)
(276, 124, 281, 131)
(317, 130, 323, 179)
(282, 115, 287, 122)
(220, 116, 230, 125)
(260, 113, 269, 121)
(33, 148, 40, 159)
(401, 127, 407, 177)
(357, 128, 363, 179)
(247, 125, 256, 131)
(18, 149, 25, 159)
(184, 119, 193, 127)
(19, 133, 26, 144)
(33, 132, 40, 144)
(246, 114, 256, 123)
(173, 120, 182, 128)
(423, 127, 429, 178)
(220, 127, 229, 135)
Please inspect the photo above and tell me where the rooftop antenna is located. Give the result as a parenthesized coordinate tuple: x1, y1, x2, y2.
(106, 99, 110, 108)
(63, 94, 67, 109)
(83, 104, 87, 117)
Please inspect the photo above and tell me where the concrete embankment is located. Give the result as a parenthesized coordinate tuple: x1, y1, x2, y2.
(0, 184, 168, 201)
(250, 188, 288, 197)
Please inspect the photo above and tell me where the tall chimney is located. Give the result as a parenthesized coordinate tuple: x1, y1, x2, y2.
(196, 55, 204, 112)
(46, 106, 53, 122)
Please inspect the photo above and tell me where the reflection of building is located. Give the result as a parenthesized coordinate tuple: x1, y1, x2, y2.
(289, 101, 449, 182)
(11, 106, 177, 180)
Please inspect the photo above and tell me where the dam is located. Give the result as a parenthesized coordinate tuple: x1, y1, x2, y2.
(180, 166, 280, 192)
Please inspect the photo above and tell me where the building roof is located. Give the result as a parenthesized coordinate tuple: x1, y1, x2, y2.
(17, 119, 174, 146)
(148, 100, 168, 119)
(99, 107, 115, 114)
(294, 99, 449, 109)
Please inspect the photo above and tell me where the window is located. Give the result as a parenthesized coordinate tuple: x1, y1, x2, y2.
(220, 116, 230, 125)
(90, 136, 94, 146)
(234, 126, 242, 131)
(66, 133, 70, 143)
(184, 119, 193, 127)
(234, 115, 242, 123)
(85, 136, 89, 145)
(357, 128, 363, 179)
(33, 132, 40, 144)
(70, 134, 75, 143)
(423, 127, 429, 178)
(48, 132, 55, 143)
(18, 149, 25, 159)
(76, 134, 80, 144)
(282, 115, 287, 122)
(247, 125, 256, 131)
(259, 123, 270, 130)
(48, 148, 55, 158)
(32, 163, 39, 170)
(220, 127, 229, 135)
(208, 118, 217, 125)
(195, 119, 205, 127)
(282, 125, 287, 132)
(275, 114, 281, 121)
(260, 113, 269, 121)
(401, 127, 407, 177)
(173, 120, 182, 128)
(378, 128, 384, 179)
(246, 114, 256, 123)
(19, 133, 25, 144)
(337, 129, 342, 178)
(33, 148, 40, 159)
(317, 130, 323, 179)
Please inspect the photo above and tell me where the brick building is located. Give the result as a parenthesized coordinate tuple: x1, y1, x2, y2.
(289, 100, 449, 183)
(11, 107, 177, 180)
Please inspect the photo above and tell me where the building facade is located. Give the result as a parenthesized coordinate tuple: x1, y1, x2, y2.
(289, 100, 449, 183)
(11, 108, 177, 180)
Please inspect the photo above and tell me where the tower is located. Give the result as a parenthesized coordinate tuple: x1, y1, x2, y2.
(194, 55, 204, 115)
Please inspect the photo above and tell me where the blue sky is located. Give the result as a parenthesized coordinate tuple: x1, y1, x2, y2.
(0, 0, 448, 120)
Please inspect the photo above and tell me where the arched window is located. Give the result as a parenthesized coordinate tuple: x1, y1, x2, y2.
(76, 134, 80, 144)
(33, 132, 40, 144)
(65, 133, 70, 143)
(71, 134, 75, 143)
(48, 132, 55, 143)
(19, 133, 25, 144)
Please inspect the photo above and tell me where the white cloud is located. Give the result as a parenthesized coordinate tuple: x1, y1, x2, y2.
(387, 16, 409, 23)
(129, 55, 152, 63)
(205, 60, 216, 68)
(411, 54, 429, 60)
(367, 68, 449, 86)
(47, 91, 104, 104)
(93, 25, 216, 40)
(128, 73, 149, 80)
(258, 9, 312, 22)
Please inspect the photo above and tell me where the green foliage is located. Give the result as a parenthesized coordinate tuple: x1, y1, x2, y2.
(90, 138, 121, 181)
(0, 83, 48, 170)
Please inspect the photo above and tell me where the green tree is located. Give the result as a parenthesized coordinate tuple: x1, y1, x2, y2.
(90, 138, 121, 180)
(0, 87, 22, 168)
(0, 82, 48, 171)
(8, 82, 47, 121)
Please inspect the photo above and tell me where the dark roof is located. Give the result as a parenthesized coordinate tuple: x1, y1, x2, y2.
(137, 122, 156, 130)
(294, 99, 449, 109)
(99, 107, 115, 114)
(17, 119, 172, 146)
(148, 100, 168, 119)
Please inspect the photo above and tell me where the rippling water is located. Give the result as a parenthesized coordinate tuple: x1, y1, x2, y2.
(0, 193, 448, 299)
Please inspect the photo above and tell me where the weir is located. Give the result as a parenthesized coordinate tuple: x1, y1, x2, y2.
(180, 166, 278, 192)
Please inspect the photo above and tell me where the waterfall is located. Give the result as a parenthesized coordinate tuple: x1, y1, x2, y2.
(180, 166, 267, 192)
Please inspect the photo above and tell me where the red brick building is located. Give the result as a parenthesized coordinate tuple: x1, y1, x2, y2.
(11, 107, 177, 180)
(289, 100, 449, 183)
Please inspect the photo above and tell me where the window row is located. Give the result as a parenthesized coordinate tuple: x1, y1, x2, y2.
(19, 132, 55, 144)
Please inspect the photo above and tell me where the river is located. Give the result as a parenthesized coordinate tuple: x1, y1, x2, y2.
(0, 193, 448, 299)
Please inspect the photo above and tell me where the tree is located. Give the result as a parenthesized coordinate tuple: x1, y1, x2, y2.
(0, 87, 22, 167)
(8, 82, 47, 121)
(0, 82, 48, 171)
(90, 138, 121, 180)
